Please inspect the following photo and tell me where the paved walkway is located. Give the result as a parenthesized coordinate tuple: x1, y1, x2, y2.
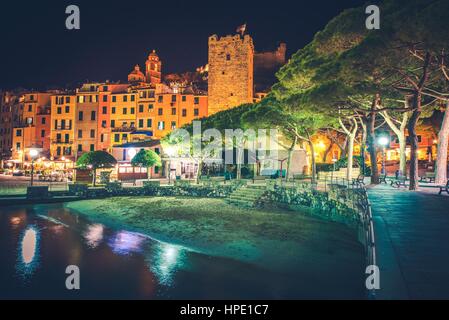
(368, 184, 449, 299)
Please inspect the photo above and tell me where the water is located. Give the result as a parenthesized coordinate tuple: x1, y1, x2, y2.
(0, 204, 364, 299)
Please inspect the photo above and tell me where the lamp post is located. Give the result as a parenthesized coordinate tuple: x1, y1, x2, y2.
(29, 149, 39, 186)
(378, 136, 389, 175)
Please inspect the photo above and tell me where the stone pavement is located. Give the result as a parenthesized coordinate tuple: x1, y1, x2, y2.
(368, 184, 449, 299)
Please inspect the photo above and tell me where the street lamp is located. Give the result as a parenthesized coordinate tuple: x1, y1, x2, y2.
(29, 149, 39, 186)
(378, 136, 389, 175)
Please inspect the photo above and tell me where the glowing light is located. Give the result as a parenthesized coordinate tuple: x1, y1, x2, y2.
(10, 217, 21, 225)
(146, 242, 185, 286)
(378, 136, 389, 146)
(29, 149, 39, 158)
(84, 224, 104, 249)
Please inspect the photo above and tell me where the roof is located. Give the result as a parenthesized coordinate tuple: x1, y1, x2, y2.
(114, 139, 160, 149)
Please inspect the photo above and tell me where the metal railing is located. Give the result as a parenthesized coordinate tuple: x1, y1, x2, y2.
(322, 176, 377, 299)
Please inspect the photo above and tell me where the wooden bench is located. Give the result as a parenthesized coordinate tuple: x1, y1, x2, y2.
(391, 176, 407, 188)
(438, 180, 449, 195)
(420, 172, 436, 183)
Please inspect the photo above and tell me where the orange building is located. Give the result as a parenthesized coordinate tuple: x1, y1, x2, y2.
(50, 94, 76, 160)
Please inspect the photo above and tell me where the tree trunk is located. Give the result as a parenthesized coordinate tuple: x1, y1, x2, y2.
(286, 138, 297, 181)
(147, 166, 151, 180)
(341, 136, 348, 159)
(408, 94, 422, 191)
(306, 133, 316, 185)
(92, 169, 96, 187)
(398, 133, 407, 174)
(347, 135, 355, 181)
(360, 119, 367, 176)
(323, 142, 333, 163)
(368, 100, 379, 184)
(435, 100, 449, 184)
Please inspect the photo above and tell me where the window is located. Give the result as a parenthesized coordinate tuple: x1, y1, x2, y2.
(112, 107, 116, 114)
(41, 117, 46, 125)
(16, 142, 21, 151)
(131, 95, 135, 102)
(102, 106, 107, 114)
(65, 97, 71, 103)
(194, 97, 199, 105)
(123, 95, 128, 102)
(78, 144, 82, 152)
(57, 147, 61, 156)
(65, 106, 70, 113)
(114, 134, 120, 143)
(91, 111, 96, 121)
(139, 105, 144, 113)
(158, 96, 163, 103)
(28, 105, 32, 112)
(102, 120, 107, 128)
(112, 96, 117, 103)
(171, 121, 176, 129)
(182, 109, 187, 117)
(90, 130, 95, 138)
(171, 108, 176, 115)
(41, 130, 45, 138)
(154, 166, 159, 174)
(123, 108, 127, 115)
(61, 119, 66, 129)
(147, 119, 152, 128)
(194, 108, 199, 116)
(65, 134, 70, 143)
(148, 104, 154, 111)
(155, 148, 160, 154)
(171, 95, 177, 103)
(182, 96, 187, 102)
(56, 133, 62, 142)
(103, 95, 108, 102)
(78, 111, 84, 121)
(78, 130, 83, 138)
(57, 107, 62, 114)
(16, 129, 22, 137)
(226, 54, 231, 61)
(122, 134, 128, 142)
(139, 119, 144, 128)
(158, 108, 163, 116)
(158, 121, 165, 130)
(149, 91, 155, 98)
(54, 120, 58, 130)
(111, 120, 115, 128)
(131, 108, 135, 115)
(100, 134, 104, 143)
(90, 144, 95, 152)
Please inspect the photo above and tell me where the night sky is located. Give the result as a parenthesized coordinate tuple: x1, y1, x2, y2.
(0, 0, 368, 90)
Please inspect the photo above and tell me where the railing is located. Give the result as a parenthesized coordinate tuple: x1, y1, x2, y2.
(322, 176, 377, 299)
(52, 140, 74, 145)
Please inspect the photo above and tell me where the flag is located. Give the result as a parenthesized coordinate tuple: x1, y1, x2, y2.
(236, 23, 246, 35)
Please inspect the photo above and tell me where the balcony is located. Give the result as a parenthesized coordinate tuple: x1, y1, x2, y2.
(52, 140, 74, 145)
(54, 126, 72, 131)
(112, 126, 136, 133)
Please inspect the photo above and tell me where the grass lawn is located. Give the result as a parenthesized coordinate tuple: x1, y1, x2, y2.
(66, 196, 364, 276)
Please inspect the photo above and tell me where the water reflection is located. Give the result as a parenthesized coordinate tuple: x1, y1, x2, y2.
(146, 243, 186, 286)
(83, 224, 104, 249)
(17, 226, 40, 278)
(109, 231, 146, 255)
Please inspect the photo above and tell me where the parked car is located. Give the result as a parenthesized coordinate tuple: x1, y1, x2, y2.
(12, 170, 24, 176)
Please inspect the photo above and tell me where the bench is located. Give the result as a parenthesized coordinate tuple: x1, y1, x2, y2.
(438, 180, 449, 195)
(391, 176, 407, 188)
(420, 172, 436, 183)
(379, 174, 387, 184)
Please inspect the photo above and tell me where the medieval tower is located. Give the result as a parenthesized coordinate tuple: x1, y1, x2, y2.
(208, 34, 254, 115)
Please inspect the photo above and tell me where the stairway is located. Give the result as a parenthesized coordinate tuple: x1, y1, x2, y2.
(226, 185, 266, 208)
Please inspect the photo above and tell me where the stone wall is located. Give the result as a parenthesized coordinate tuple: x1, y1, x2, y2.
(208, 34, 254, 115)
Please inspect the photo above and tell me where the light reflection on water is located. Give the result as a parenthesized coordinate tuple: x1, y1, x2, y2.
(146, 242, 187, 286)
(83, 224, 104, 249)
(108, 230, 146, 255)
(16, 226, 40, 278)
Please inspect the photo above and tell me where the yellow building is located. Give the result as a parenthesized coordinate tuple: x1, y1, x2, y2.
(110, 90, 138, 146)
(50, 94, 76, 160)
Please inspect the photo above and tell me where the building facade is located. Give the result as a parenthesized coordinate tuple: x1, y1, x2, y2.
(208, 34, 254, 115)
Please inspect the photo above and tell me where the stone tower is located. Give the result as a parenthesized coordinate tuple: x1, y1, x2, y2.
(145, 50, 162, 84)
(208, 34, 254, 115)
